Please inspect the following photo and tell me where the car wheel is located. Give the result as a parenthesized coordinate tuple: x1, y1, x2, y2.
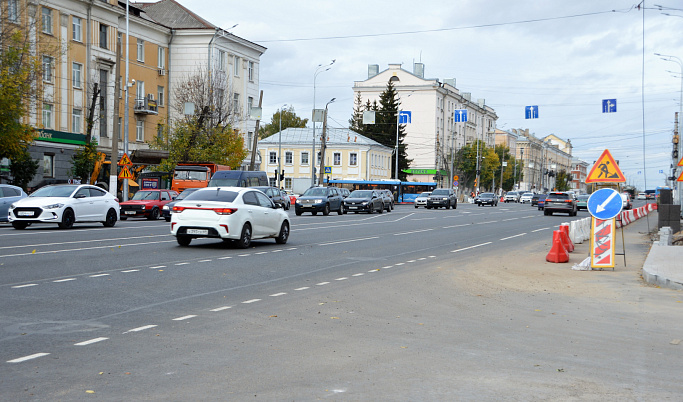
(165, 217, 171, 222)
(378, 203, 383, 214)
(446, 202, 451, 209)
(58, 208, 75, 229)
(415, 205, 418, 208)
(337, 204, 344, 215)
(323, 204, 330, 216)
(237, 223, 252, 249)
(103, 208, 117, 227)
(120, 216, 127, 220)
(148, 208, 159, 220)
(176, 235, 192, 247)
(426, 206, 431, 209)
(275, 221, 289, 244)
(545, 210, 552, 216)
(12, 221, 28, 230)
(295, 210, 302, 216)
(312, 211, 318, 216)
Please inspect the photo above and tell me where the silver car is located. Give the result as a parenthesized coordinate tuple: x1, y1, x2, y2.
(414, 192, 431, 208)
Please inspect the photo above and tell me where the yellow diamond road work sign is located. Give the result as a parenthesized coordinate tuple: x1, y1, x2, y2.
(118, 166, 133, 179)
(585, 149, 626, 183)
(118, 153, 132, 166)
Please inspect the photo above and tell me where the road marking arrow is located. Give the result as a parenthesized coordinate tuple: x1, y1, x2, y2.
(596, 191, 619, 213)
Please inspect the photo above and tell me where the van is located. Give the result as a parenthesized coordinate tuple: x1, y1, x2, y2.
(208, 170, 269, 188)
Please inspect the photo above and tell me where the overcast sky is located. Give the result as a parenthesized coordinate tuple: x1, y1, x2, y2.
(178, 0, 683, 191)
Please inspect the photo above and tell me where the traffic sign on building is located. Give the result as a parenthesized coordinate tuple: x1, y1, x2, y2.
(585, 149, 625, 183)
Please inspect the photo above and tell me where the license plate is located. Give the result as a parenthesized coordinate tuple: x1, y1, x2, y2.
(349, 206, 358, 209)
(187, 229, 208, 235)
(17, 211, 34, 216)
(125, 211, 136, 215)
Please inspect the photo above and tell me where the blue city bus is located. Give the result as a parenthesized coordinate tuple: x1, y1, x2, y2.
(325, 179, 437, 203)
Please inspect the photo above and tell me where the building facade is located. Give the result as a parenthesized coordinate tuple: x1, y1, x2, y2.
(514, 129, 576, 193)
(570, 158, 589, 194)
(353, 63, 498, 186)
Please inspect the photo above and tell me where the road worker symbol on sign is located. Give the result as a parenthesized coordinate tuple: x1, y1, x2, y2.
(585, 149, 626, 183)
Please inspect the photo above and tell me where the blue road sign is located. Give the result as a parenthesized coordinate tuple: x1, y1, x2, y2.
(454, 109, 468, 122)
(587, 188, 623, 220)
(399, 111, 411, 124)
(453, 180, 459, 187)
(602, 99, 617, 113)
(525, 105, 539, 119)
(324, 166, 332, 174)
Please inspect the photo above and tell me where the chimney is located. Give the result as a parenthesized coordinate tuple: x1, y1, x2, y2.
(368, 64, 379, 79)
(413, 63, 424, 78)
(443, 78, 456, 88)
(477, 99, 485, 107)
(462, 92, 471, 101)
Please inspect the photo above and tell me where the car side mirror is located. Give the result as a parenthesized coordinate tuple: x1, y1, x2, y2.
(172, 196, 177, 200)
(74, 194, 86, 199)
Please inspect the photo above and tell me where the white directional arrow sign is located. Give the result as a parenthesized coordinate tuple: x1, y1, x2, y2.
(596, 190, 619, 213)
(587, 188, 623, 220)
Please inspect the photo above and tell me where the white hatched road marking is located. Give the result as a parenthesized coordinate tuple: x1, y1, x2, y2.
(74, 337, 108, 346)
(172, 315, 197, 321)
(123, 325, 157, 334)
(7, 353, 50, 363)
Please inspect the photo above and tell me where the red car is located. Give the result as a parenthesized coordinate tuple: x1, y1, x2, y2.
(119, 189, 178, 220)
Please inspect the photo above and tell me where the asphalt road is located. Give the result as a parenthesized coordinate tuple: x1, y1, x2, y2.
(1, 201, 681, 400)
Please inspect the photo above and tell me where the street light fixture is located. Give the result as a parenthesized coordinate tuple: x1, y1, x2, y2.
(312, 60, 335, 186)
(278, 104, 288, 189)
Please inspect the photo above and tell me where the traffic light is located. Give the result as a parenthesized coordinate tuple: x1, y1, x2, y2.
(279, 170, 285, 181)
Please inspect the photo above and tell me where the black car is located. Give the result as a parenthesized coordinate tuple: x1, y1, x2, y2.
(531, 193, 545, 206)
(253, 186, 288, 209)
(338, 188, 351, 199)
(475, 192, 498, 207)
(295, 186, 344, 216)
(544, 191, 577, 216)
(426, 188, 457, 209)
(344, 190, 384, 214)
(378, 189, 394, 212)
(162, 187, 199, 222)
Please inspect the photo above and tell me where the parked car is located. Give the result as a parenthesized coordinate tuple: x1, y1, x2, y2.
(120, 189, 178, 220)
(295, 186, 344, 216)
(280, 189, 291, 210)
(337, 188, 351, 199)
(379, 189, 394, 211)
(0, 184, 28, 222)
(8, 184, 119, 229)
(576, 194, 589, 211)
(475, 192, 498, 207)
(531, 193, 546, 206)
(427, 188, 457, 209)
(162, 188, 200, 222)
(171, 187, 289, 248)
(543, 191, 577, 216)
(252, 186, 288, 210)
(519, 192, 534, 204)
(637, 192, 647, 200)
(414, 191, 432, 208)
(344, 190, 384, 214)
(620, 193, 632, 210)
(504, 191, 521, 203)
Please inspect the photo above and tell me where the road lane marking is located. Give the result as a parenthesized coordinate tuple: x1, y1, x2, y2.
(395, 263, 405, 266)
(406, 260, 416, 263)
(352, 273, 364, 277)
(89, 274, 110, 278)
(242, 299, 261, 304)
(500, 233, 526, 241)
(0, 234, 171, 250)
(417, 257, 426, 260)
(503, 218, 519, 221)
(295, 287, 310, 291)
(74, 337, 109, 346)
(368, 269, 380, 272)
(335, 277, 348, 281)
(532, 227, 550, 232)
(318, 236, 378, 246)
(175, 262, 189, 266)
(123, 325, 157, 334)
(238, 254, 250, 257)
(53, 278, 76, 283)
(210, 306, 232, 311)
(442, 223, 470, 229)
(255, 252, 268, 255)
(394, 228, 434, 236)
(172, 315, 197, 321)
(270, 292, 287, 297)
(11, 284, 38, 288)
(198, 259, 212, 262)
(7, 353, 50, 363)
(121, 269, 139, 273)
(393, 213, 415, 221)
(218, 256, 232, 260)
(149, 265, 166, 269)
(316, 282, 330, 286)
(382, 266, 393, 269)
(450, 242, 493, 253)
(0, 239, 177, 258)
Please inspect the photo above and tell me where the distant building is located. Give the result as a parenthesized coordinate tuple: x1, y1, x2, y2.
(571, 158, 590, 194)
(514, 129, 574, 193)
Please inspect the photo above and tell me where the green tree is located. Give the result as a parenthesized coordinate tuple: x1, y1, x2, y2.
(377, 80, 412, 180)
(348, 92, 365, 132)
(9, 149, 38, 191)
(71, 140, 100, 183)
(259, 106, 308, 139)
(494, 145, 523, 191)
(555, 169, 572, 191)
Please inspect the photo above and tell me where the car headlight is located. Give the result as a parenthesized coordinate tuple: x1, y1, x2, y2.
(361, 201, 368, 205)
(314, 199, 322, 203)
(163, 205, 169, 210)
(44, 203, 65, 209)
(9, 204, 16, 210)
(141, 205, 147, 209)
(295, 199, 301, 204)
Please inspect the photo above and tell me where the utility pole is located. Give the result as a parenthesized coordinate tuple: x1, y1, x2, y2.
(248, 90, 263, 171)
(318, 98, 335, 186)
(109, 36, 122, 195)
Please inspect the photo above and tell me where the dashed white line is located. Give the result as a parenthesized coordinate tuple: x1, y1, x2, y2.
(428, 256, 436, 258)
(352, 273, 364, 277)
(12, 284, 38, 288)
(210, 306, 232, 312)
(123, 325, 157, 334)
(368, 269, 380, 272)
(316, 282, 330, 286)
(394, 228, 435, 236)
(417, 258, 427, 261)
(295, 287, 310, 291)
(287, 248, 297, 250)
(335, 277, 348, 281)
(503, 218, 519, 221)
(255, 252, 268, 255)
(121, 269, 139, 273)
(532, 227, 550, 232)
(500, 233, 526, 241)
(218, 256, 232, 260)
(271, 250, 283, 253)
(238, 254, 250, 257)
(175, 262, 189, 266)
(406, 260, 416, 263)
(53, 278, 76, 283)
(395, 263, 405, 266)
(270, 292, 287, 297)
(198, 259, 212, 263)
(451, 242, 493, 253)
(7, 353, 50, 363)
(442, 223, 470, 229)
(242, 299, 261, 304)
(89, 274, 110, 278)
(382, 266, 393, 269)
(149, 265, 166, 269)
(172, 315, 197, 321)
(318, 236, 379, 246)
(74, 337, 108, 346)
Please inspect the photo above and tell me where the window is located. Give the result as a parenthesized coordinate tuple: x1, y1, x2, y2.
(233, 55, 240, 76)
(136, 39, 144, 62)
(334, 152, 341, 166)
(248, 61, 254, 81)
(8, 0, 18, 23)
(72, 17, 82, 42)
(269, 177, 276, 187)
(135, 80, 144, 101)
(42, 7, 52, 34)
(157, 124, 164, 140)
(157, 86, 164, 107)
(99, 23, 108, 49)
(350, 153, 357, 166)
(301, 152, 309, 165)
(72, 63, 82, 88)
(42, 104, 52, 129)
(232, 93, 239, 113)
(157, 46, 165, 69)
(269, 151, 276, 164)
(42, 56, 53, 82)
(219, 51, 226, 71)
(247, 132, 253, 150)
(284, 178, 292, 190)
(72, 109, 82, 133)
(136, 120, 144, 141)
(43, 154, 54, 178)
(285, 151, 293, 164)
(247, 96, 254, 115)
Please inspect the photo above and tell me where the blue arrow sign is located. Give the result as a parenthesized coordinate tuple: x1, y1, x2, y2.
(525, 106, 538, 119)
(602, 99, 617, 113)
(399, 111, 411, 124)
(454, 109, 468, 122)
(587, 188, 623, 220)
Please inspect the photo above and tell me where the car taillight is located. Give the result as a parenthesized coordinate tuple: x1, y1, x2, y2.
(564, 200, 572, 203)
(173, 206, 186, 213)
(214, 208, 237, 215)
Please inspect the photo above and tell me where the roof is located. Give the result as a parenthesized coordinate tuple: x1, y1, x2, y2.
(135, 0, 215, 29)
(259, 127, 391, 149)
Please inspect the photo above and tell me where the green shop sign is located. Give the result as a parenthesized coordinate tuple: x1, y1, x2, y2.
(36, 129, 86, 145)
(403, 168, 448, 175)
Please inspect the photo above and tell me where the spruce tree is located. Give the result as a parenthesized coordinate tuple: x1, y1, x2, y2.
(377, 80, 412, 180)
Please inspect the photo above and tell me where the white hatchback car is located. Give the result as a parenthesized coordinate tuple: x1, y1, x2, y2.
(414, 191, 432, 208)
(8, 184, 119, 229)
(171, 187, 290, 248)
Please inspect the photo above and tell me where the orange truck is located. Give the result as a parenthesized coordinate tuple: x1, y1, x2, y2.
(171, 162, 231, 193)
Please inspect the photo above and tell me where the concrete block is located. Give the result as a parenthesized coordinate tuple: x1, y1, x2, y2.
(659, 189, 673, 204)
(658, 219, 681, 233)
(658, 204, 681, 221)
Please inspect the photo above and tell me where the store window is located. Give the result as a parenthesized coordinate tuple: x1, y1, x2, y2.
(43, 154, 54, 178)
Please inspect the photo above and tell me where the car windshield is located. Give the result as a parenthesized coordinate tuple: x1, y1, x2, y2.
(431, 190, 448, 195)
(30, 185, 79, 197)
(176, 188, 199, 200)
(420, 192, 431, 197)
(578, 195, 589, 201)
(303, 188, 327, 197)
(480, 193, 494, 198)
(522, 193, 533, 197)
(350, 190, 373, 198)
(549, 193, 569, 200)
(208, 178, 239, 187)
(183, 188, 238, 203)
(173, 170, 207, 180)
(132, 191, 160, 201)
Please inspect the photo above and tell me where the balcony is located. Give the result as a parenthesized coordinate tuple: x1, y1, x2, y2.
(134, 96, 158, 115)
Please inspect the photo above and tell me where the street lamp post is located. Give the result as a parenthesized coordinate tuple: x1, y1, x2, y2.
(656, 52, 683, 209)
(312, 60, 335, 186)
(277, 104, 288, 189)
(318, 98, 335, 186)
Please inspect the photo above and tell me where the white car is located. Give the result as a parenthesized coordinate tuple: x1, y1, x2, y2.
(414, 191, 432, 208)
(637, 192, 647, 200)
(519, 192, 534, 204)
(170, 187, 290, 248)
(8, 184, 119, 229)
